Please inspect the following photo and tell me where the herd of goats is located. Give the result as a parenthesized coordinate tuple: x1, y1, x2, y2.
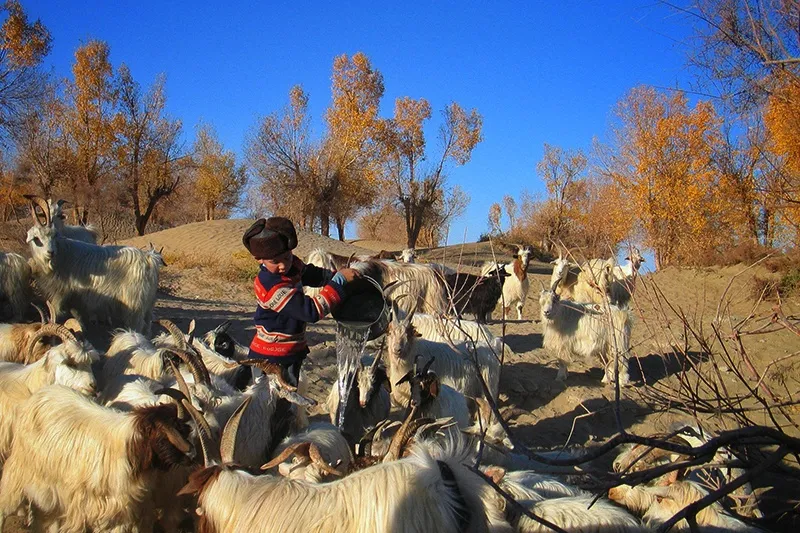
(0, 195, 765, 532)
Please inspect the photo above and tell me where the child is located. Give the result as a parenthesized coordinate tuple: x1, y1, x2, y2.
(242, 217, 359, 385)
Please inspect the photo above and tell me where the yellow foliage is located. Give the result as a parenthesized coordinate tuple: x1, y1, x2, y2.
(1, 0, 50, 68)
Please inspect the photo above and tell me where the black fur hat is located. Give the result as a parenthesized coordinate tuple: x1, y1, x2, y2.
(242, 217, 298, 259)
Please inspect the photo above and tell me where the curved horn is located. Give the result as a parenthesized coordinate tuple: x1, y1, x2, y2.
(213, 320, 231, 334)
(25, 195, 50, 227)
(46, 301, 57, 324)
(180, 398, 218, 466)
(220, 396, 252, 464)
(309, 443, 343, 477)
(261, 441, 311, 471)
(384, 405, 418, 462)
(165, 359, 193, 402)
(31, 303, 45, 324)
(156, 319, 188, 349)
(154, 388, 188, 420)
(421, 356, 435, 375)
(371, 337, 386, 369)
(163, 348, 211, 386)
(26, 323, 79, 362)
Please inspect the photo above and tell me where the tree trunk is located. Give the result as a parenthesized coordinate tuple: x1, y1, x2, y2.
(319, 205, 330, 237)
(336, 217, 345, 241)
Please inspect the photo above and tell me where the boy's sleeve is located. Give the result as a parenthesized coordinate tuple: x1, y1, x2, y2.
(301, 263, 334, 288)
(255, 270, 344, 323)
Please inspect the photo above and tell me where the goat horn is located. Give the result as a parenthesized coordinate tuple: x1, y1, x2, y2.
(220, 396, 252, 464)
(371, 337, 386, 369)
(213, 320, 231, 334)
(421, 356, 435, 375)
(154, 388, 188, 420)
(46, 301, 57, 324)
(155, 319, 188, 349)
(261, 442, 311, 471)
(163, 348, 210, 386)
(25, 195, 50, 227)
(166, 359, 193, 401)
(239, 359, 297, 391)
(31, 303, 45, 324)
(309, 443, 342, 477)
(384, 405, 419, 462)
(26, 323, 79, 363)
(188, 319, 196, 337)
(180, 398, 218, 466)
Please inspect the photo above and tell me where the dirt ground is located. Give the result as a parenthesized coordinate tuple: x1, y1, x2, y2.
(4, 220, 800, 532)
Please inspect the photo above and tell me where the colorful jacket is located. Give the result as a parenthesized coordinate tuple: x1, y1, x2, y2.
(248, 263, 344, 364)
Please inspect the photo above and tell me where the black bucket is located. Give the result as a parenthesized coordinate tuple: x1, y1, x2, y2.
(331, 276, 389, 341)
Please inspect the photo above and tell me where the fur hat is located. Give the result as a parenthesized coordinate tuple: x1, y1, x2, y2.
(242, 217, 298, 259)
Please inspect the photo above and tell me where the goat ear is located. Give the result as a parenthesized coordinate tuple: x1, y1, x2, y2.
(484, 466, 506, 484)
(187, 319, 196, 336)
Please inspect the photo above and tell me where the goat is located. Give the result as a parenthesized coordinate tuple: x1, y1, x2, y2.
(385, 304, 501, 405)
(609, 480, 760, 532)
(509, 496, 645, 533)
(481, 244, 533, 321)
(408, 312, 506, 356)
(444, 266, 509, 324)
(326, 352, 392, 445)
(353, 259, 451, 315)
(539, 279, 633, 386)
(584, 248, 646, 308)
(0, 385, 193, 533)
(0, 251, 32, 321)
(400, 248, 417, 263)
(262, 422, 352, 482)
(47, 197, 98, 244)
(25, 195, 162, 333)
(550, 252, 613, 304)
(0, 323, 98, 469)
(178, 404, 513, 533)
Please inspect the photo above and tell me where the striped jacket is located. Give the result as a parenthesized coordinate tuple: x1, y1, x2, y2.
(248, 263, 344, 363)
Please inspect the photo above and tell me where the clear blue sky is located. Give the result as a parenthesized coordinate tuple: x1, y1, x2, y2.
(25, 0, 696, 244)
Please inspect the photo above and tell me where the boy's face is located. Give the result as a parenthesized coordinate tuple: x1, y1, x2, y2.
(260, 250, 293, 275)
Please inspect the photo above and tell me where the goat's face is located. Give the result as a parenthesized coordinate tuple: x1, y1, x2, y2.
(386, 321, 417, 363)
(516, 246, 533, 269)
(538, 289, 559, 320)
(549, 257, 573, 284)
(356, 362, 387, 407)
(26, 224, 57, 270)
(400, 248, 417, 263)
(131, 404, 193, 471)
(48, 343, 98, 396)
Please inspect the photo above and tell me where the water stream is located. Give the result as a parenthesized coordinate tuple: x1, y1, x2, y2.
(335, 320, 372, 429)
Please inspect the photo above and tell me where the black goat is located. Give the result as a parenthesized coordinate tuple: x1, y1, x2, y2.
(443, 267, 509, 323)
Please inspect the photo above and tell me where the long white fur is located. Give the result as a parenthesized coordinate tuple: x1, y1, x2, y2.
(268, 422, 353, 482)
(502, 470, 587, 499)
(26, 221, 161, 333)
(0, 385, 182, 533)
(353, 259, 451, 315)
(0, 252, 31, 321)
(512, 496, 645, 533)
(102, 329, 173, 388)
(610, 481, 761, 532)
(48, 198, 98, 244)
(539, 287, 632, 386)
(0, 340, 98, 468)
(192, 436, 513, 532)
(385, 315, 501, 404)
(410, 312, 507, 356)
(550, 255, 613, 304)
(154, 329, 248, 388)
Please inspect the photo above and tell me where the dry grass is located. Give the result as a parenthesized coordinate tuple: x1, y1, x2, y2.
(163, 249, 259, 283)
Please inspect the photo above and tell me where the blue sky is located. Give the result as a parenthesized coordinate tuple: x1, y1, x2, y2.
(25, 1, 696, 244)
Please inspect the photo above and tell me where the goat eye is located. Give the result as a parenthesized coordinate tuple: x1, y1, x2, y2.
(33, 237, 43, 247)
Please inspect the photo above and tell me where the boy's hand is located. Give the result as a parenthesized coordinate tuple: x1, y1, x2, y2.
(337, 268, 361, 283)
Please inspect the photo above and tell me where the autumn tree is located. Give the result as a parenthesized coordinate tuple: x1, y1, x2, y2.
(502, 194, 517, 231)
(61, 40, 118, 221)
(192, 123, 245, 220)
(487, 202, 502, 235)
(248, 53, 383, 239)
(0, 0, 51, 144)
(596, 86, 729, 268)
(379, 99, 482, 248)
(534, 143, 588, 252)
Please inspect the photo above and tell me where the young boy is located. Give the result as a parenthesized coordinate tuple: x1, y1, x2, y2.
(242, 217, 359, 385)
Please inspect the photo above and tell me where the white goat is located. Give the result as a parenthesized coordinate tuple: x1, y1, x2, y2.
(354, 259, 451, 315)
(587, 248, 646, 308)
(0, 385, 194, 533)
(550, 252, 613, 304)
(401, 248, 417, 263)
(179, 424, 513, 533)
(0, 323, 98, 468)
(0, 251, 31, 321)
(326, 352, 392, 445)
(539, 282, 633, 386)
(263, 422, 353, 482)
(25, 195, 161, 333)
(386, 306, 501, 405)
(609, 480, 761, 532)
(47, 198, 98, 244)
(481, 244, 533, 320)
(510, 496, 645, 533)
(410, 312, 507, 356)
